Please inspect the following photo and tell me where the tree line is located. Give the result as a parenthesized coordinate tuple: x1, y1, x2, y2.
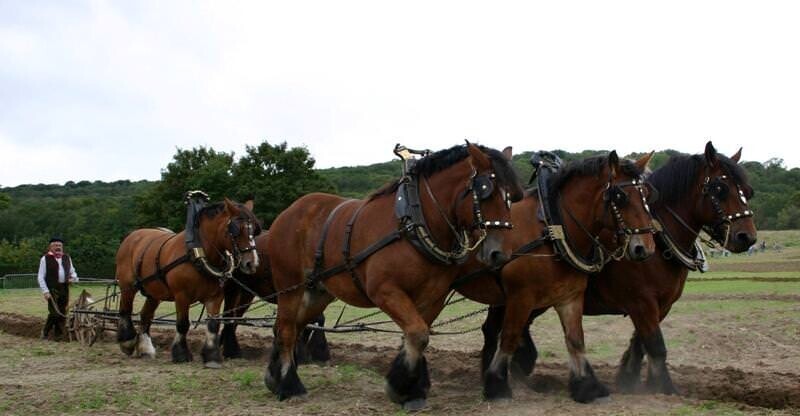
(1, 141, 798, 277)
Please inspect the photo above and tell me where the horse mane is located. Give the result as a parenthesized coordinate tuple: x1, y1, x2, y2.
(200, 202, 261, 226)
(548, 155, 643, 198)
(369, 144, 522, 200)
(647, 154, 750, 205)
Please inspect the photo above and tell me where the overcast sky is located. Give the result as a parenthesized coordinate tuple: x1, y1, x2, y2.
(2, 1, 799, 187)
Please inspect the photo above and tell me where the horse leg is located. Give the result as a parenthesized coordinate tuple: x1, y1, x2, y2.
(221, 286, 250, 359)
(375, 291, 432, 411)
(296, 313, 331, 364)
(294, 289, 335, 365)
(481, 305, 504, 376)
(135, 296, 159, 358)
(616, 330, 645, 393)
(555, 297, 609, 403)
(117, 287, 138, 356)
(171, 296, 193, 363)
(628, 302, 678, 395)
(265, 289, 307, 400)
(511, 308, 545, 379)
(642, 327, 678, 395)
(201, 295, 224, 369)
(483, 294, 534, 400)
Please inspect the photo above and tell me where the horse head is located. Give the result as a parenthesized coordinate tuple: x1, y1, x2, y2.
(698, 142, 757, 252)
(219, 198, 262, 274)
(604, 151, 657, 261)
(461, 144, 524, 267)
(416, 143, 523, 268)
(556, 151, 656, 262)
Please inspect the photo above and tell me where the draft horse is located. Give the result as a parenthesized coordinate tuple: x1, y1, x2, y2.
(487, 142, 757, 395)
(266, 143, 524, 409)
(455, 151, 657, 402)
(115, 197, 261, 368)
(220, 231, 330, 363)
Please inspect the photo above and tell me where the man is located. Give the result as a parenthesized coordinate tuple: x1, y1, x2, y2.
(37, 237, 78, 340)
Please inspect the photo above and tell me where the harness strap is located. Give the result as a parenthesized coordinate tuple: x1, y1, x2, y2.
(309, 232, 402, 287)
(537, 170, 606, 274)
(449, 234, 549, 291)
(135, 234, 189, 297)
(342, 202, 370, 298)
(311, 199, 357, 287)
(652, 219, 704, 271)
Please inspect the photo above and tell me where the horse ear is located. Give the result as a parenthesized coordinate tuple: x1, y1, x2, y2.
(608, 150, 620, 178)
(502, 146, 513, 161)
(731, 147, 743, 163)
(705, 141, 718, 167)
(635, 151, 655, 172)
(223, 198, 240, 216)
(244, 199, 254, 211)
(466, 143, 491, 170)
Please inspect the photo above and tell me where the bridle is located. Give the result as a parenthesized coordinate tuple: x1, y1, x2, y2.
(563, 173, 654, 262)
(225, 216, 260, 267)
(700, 170, 754, 247)
(422, 167, 514, 255)
(603, 176, 656, 259)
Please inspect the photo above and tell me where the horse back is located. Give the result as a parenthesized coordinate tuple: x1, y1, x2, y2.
(115, 228, 185, 288)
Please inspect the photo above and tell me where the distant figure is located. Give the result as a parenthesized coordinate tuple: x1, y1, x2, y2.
(760, 240, 767, 253)
(37, 237, 79, 340)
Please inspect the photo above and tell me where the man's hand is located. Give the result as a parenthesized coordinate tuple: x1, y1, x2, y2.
(43, 292, 51, 301)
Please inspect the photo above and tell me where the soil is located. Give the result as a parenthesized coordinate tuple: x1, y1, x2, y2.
(1, 308, 798, 415)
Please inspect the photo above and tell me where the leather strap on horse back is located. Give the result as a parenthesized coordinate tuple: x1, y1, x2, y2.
(134, 232, 188, 298)
(396, 175, 469, 265)
(342, 202, 370, 297)
(308, 199, 402, 289)
(533, 152, 605, 274)
(652, 218, 705, 272)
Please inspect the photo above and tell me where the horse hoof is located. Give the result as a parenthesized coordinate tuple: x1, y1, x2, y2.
(204, 361, 223, 369)
(119, 339, 136, 356)
(569, 376, 610, 403)
(402, 398, 427, 412)
(264, 372, 278, 393)
(385, 383, 406, 404)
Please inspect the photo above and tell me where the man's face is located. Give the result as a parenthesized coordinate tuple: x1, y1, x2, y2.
(50, 242, 63, 254)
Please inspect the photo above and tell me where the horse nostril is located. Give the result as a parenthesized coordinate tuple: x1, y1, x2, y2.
(633, 245, 646, 258)
(737, 232, 755, 246)
(490, 250, 507, 266)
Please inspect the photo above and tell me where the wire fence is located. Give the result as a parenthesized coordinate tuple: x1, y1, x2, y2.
(0, 273, 114, 290)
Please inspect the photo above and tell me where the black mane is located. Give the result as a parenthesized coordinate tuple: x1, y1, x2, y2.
(549, 155, 643, 196)
(200, 201, 260, 225)
(370, 144, 521, 200)
(647, 154, 750, 205)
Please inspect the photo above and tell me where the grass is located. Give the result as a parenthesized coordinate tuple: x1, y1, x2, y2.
(232, 369, 260, 387)
(683, 279, 800, 295)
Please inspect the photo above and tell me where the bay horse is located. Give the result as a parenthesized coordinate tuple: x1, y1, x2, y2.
(266, 143, 524, 409)
(454, 151, 657, 402)
(115, 197, 261, 368)
(220, 231, 330, 363)
(485, 142, 757, 395)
